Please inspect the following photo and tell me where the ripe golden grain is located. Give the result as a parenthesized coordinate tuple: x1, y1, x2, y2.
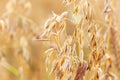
(0, 0, 120, 80)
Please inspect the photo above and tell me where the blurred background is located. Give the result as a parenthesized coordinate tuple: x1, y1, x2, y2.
(0, 0, 120, 80)
(0, 0, 66, 80)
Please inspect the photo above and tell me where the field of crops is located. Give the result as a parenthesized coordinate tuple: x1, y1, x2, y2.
(0, 0, 120, 80)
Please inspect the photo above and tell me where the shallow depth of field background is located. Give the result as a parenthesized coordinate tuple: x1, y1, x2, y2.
(0, 0, 120, 80)
(0, 0, 65, 80)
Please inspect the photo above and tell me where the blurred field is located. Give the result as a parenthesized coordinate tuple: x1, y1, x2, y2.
(0, 0, 120, 80)
(0, 0, 64, 80)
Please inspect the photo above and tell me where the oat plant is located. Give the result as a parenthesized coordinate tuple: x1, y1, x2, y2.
(35, 0, 119, 80)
